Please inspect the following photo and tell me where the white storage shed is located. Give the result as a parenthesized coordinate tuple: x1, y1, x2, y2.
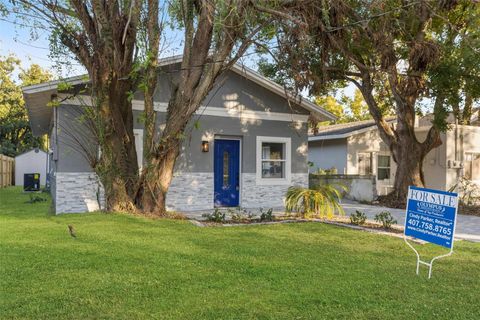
(14, 149, 48, 187)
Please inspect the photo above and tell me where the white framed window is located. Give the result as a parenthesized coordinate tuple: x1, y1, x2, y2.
(133, 129, 143, 171)
(358, 152, 372, 175)
(464, 152, 480, 181)
(256, 136, 291, 185)
(377, 154, 391, 180)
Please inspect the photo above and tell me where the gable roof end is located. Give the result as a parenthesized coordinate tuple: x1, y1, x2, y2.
(309, 117, 396, 141)
(22, 56, 336, 136)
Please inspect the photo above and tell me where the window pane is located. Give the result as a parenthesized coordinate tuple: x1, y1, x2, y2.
(358, 153, 372, 175)
(262, 143, 284, 160)
(223, 151, 229, 187)
(465, 153, 480, 180)
(262, 161, 284, 178)
(378, 155, 390, 168)
(378, 168, 390, 180)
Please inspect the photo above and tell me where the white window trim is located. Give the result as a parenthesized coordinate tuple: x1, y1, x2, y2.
(377, 153, 391, 181)
(357, 151, 373, 175)
(464, 151, 480, 183)
(256, 136, 291, 185)
(133, 129, 143, 172)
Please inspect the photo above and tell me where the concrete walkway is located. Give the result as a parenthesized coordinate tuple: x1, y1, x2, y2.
(341, 200, 480, 242)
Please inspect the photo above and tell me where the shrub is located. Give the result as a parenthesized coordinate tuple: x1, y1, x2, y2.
(25, 193, 47, 204)
(314, 166, 338, 175)
(374, 211, 397, 229)
(350, 210, 367, 225)
(202, 209, 226, 223)
(285, 184, 346, 218)
(458, 178, 480, 206)
(259, 208, 274, 222)
(228, 209, 242, 222)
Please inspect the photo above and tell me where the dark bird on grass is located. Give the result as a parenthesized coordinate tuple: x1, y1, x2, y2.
(68, 225, 77, 239)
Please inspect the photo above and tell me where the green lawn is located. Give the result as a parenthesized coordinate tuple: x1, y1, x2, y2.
(1, 187, 479, 319)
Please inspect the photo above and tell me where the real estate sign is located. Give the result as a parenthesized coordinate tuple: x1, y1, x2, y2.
(404, 186, 458, 249)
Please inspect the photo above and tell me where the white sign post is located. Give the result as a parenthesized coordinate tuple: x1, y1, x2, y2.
(403, 186, 458, 279)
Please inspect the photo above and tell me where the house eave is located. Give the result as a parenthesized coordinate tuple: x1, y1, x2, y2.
(22, 75, 90, 137)
(309, 125, 379, 141)
(22, 55, 336, 135)
(160, 55, 336, 121)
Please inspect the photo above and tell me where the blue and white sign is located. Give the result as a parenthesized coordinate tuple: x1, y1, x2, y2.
(404, 186, 458, 249)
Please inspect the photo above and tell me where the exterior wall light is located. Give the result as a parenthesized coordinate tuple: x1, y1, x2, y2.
(202, 141, 209, 152)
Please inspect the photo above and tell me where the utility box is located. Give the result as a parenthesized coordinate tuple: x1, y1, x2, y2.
(447, 160, 463, 169)
(24, 173, 40, 192)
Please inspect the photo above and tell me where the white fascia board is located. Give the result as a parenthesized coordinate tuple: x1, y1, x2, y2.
(308, 125, 380, 141)
(132, 101, 309, 122)
(22, 75, 89, 94)
(58, 95, 309, 123)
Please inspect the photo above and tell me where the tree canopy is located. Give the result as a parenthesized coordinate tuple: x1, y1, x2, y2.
(0, 55, 52, 157)
(427, 2, 480, 126)
(8, 0, 285, 214)
(259, 0, 479, 204)
(314, 89, 371, 125)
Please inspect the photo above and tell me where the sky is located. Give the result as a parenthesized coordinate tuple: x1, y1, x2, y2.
(0, 14, 355, 98)
(0, 16, 259, 79)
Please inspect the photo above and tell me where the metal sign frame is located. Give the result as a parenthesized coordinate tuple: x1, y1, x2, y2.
(403, 186, 459, 279)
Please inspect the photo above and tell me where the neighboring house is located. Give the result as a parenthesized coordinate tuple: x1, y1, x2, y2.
(14, 148, 48, 187)
(309, 117, 480, 196)
(23, 56, 335, 214)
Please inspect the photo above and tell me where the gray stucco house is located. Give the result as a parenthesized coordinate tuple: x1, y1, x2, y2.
(23, 56, 335, 213)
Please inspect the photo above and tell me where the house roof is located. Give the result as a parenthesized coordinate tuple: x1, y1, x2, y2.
(14, 148, 47, 159)
(418, 109, 480, 127)
(23, 56, 336, 136)
(309, 117, 396, 141)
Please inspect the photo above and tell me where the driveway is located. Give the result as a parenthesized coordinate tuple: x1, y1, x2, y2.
(341, 200, 480, 242)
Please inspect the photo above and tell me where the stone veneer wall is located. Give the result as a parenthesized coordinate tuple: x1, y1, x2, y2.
(166, 172, 214, 212)
(55, 172, 105, 213)
(241, 173, 309, 209)
(53, 171, 308, 213)
(53, 171, 215, 213)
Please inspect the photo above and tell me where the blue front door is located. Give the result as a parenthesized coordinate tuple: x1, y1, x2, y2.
(214, 139, 240, 207)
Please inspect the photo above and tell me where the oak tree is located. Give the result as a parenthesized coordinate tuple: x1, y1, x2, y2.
(263, 0, 476, 204)
(0, 55, 52, 156)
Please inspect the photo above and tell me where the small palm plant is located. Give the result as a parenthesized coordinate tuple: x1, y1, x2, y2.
(285, 184, 346, 218)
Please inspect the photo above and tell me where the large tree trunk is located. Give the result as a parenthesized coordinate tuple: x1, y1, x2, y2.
(93, 71, 139, 212)
(359, 73, 443, 207)
(379, 118, 442, 206)
(136, 0, 262, 214)
(390, 140, 425, 203)
(138, 90, 193, 214)
(139, 138, 181, 214)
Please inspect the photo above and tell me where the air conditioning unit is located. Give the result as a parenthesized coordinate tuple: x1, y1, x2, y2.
(24, 173, 40, 192)
(447, 160, 463, 169)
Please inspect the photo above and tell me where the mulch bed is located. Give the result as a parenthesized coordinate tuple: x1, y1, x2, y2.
(191, 216, 403, 233)
(191, 216, 415, 240)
